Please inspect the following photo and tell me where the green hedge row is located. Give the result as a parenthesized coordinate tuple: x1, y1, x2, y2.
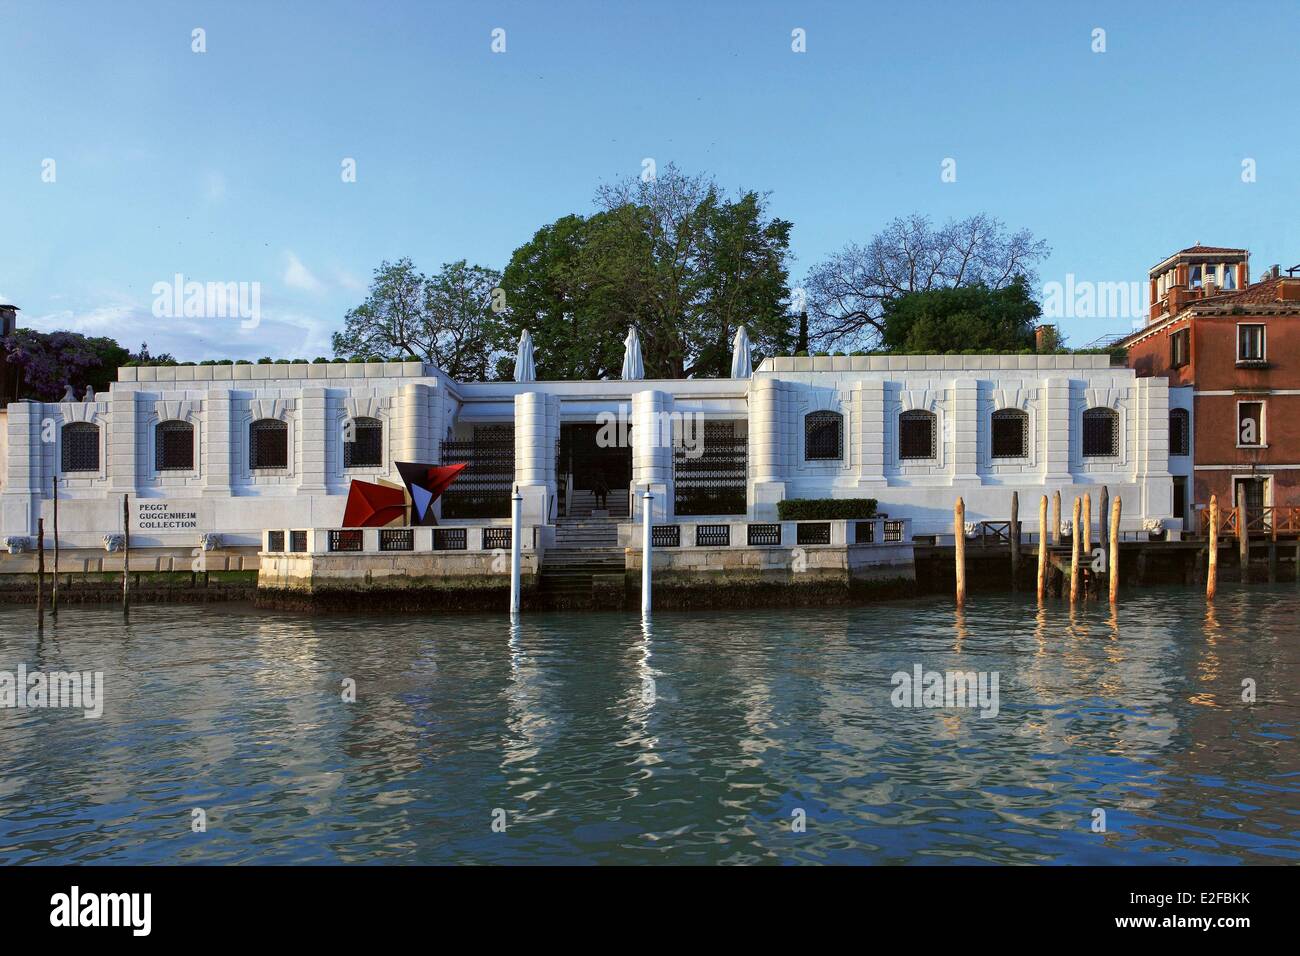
(776, 498, 878, 520)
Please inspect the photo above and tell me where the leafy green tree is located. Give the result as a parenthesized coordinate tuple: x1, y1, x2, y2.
(879, 279, 1041, 353)
(496, 165, 794, 380)
(333, 258, 505, 379)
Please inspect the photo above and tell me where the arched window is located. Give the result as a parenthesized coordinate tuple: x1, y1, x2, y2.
(61, 422, 100, 473)
(1169, 408, 1190, 457)
(156, 420, 194, 471)
(991, 409, 1029, 459)
(899, 410, 937, 460)
(804, 411, 843, 461)
(250, 418, 288, 470)
(1082, 407, 1119, 458)
(344, 417, 383, 468)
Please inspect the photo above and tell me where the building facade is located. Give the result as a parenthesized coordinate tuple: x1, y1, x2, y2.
(1122, 245, 1300, 525)
(0, 353, 1175, 552)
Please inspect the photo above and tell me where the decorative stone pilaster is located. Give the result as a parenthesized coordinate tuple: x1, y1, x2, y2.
(513, 391, 552, 524)
(1042, 377, 1072, 482)
(1, 401, 41, 535)
(296, 386, 328, 494)
(748, 378, 786, 519)
(108, 389, 140, 491)
(951, 378, 980, 486)
(202, 388, 235, 496)
(631, 389, 673, 520)
(851, 379, 887, 489)
(394, 383, 432, 465)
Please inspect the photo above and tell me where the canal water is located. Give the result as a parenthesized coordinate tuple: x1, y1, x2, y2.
(0, 587, 1296, 865)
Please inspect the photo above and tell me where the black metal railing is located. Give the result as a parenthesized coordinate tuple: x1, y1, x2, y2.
(747, 523, 781, 546)
(266, 530, 285, 552)
(289, 530, 308, 553)
(379, 528, 414, 551)
(432, 528, 467, 551)
(329, 529, 363, 552)
(883, 520, 903, 543)
(695, 524, 731, 547)
(796, 522, 831, 545)
(440, 437, 515, 519)
(674, 422, 747, 516)
(853, 521, 875, 544)
(651, 525, 680, 548)
(482, 527, 512, 551)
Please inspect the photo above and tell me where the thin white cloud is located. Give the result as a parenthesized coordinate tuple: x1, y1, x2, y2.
(283, 252, 324, 294)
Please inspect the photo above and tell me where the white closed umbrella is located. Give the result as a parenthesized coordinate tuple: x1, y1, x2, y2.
(621, 326, 644, 380)
(513, 329, 536, 383)
(730, 325, 753, 378)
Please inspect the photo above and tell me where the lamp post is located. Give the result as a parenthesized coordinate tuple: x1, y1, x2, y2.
(641, 489, 654, 617)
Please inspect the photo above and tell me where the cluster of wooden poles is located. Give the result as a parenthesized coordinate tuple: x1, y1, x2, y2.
(36, 482, 131, 623)
(953, 489, 1122, 607)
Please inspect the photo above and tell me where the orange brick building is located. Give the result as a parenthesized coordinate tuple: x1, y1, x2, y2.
(1122, 245, 1300, 529)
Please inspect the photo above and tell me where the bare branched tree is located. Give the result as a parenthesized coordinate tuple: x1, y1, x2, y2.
(803, 214, 1050, 350)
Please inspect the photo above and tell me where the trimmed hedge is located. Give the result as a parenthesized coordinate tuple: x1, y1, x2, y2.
(777, 498, 877, 520)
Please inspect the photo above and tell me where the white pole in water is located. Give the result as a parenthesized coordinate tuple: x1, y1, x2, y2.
(641, 489, 654, 617)
(510, 489, 523, 615)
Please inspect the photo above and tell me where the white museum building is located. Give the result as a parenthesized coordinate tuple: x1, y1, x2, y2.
(0, 346, 1175, 555)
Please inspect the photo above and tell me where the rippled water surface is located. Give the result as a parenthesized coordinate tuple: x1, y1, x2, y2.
(1, 587, 1297, 864)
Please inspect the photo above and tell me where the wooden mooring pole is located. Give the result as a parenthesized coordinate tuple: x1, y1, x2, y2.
(1069, 497, 1081, 604)
(1099, 486, 1109, 556)
(1082, 493, 1092, 557)
(1109, 496, 1121, 603)
(1009, 491, 1020, 592)
(1269, 510, 1278, 583)
(1207, 494, 1219, 601)
(122, 494, 130, 615)
(954, 498, 967, 607)
(1037, 495, 1048, 602)
(1052, 491, 1061, 546)
(36, 517, 45, 621)
(1237, 483, 1249, 584)
(52, 475, 59, 617)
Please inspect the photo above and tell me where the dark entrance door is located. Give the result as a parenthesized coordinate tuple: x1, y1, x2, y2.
(559, 423, 632, 510)
(1233, 476, 1268, 523)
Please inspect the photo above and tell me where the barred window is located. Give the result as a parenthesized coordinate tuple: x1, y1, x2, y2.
(250, 418, 288, 470)
(899, 410, 936, 460)
(991, 409, 1028, 459)
(61, 422, 100, 473)
(156, 420, 194, 471)
(344, 417, 382, 468)
(804, 411, 843, 461)
(1169, 408, 1190, 457)
(1082, 407, 1119, 458)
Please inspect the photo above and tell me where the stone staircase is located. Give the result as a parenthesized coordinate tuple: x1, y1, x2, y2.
(540, 500, 627, 607)
(563, 488, 630, 520)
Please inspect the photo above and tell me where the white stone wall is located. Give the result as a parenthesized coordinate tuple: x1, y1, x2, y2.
(0, 355, 1178, 548)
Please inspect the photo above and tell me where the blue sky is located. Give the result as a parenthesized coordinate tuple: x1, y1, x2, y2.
(2, 0, 1297, 360)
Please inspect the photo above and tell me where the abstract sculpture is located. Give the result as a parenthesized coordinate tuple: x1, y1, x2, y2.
(394, 461, 467, 526)
(341, 479, 408, 528)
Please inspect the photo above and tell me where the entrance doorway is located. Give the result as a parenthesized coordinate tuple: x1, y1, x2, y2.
(559, 423, 632, 517)
(1233, 476, 1269, 523)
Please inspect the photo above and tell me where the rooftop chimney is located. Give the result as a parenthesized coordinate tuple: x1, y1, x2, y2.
(0, 304, 17, 337)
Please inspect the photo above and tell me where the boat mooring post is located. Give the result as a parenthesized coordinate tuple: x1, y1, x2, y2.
(1052, 491, 1061, 546)
(1099, 486, 1109, 556)
(1082, 493, 1092, 557)
(641, 489, 653, 617)
(122, 494, 130, 615)
(1238, 483, 1250, 584)
(954, 497, 966, 607)
(1009, 491, 1020, 592)
(1036, 495, 1048, 602)
(509, 489, 522, 615)
(36, 517, 45, 621)
(1069, 497, 1081, 604)
(1269, 507, 1278, 583)
(52, 474, 59, 617)
(1207, 494, 1219, 601)
(1109, 496, 1121, 604)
